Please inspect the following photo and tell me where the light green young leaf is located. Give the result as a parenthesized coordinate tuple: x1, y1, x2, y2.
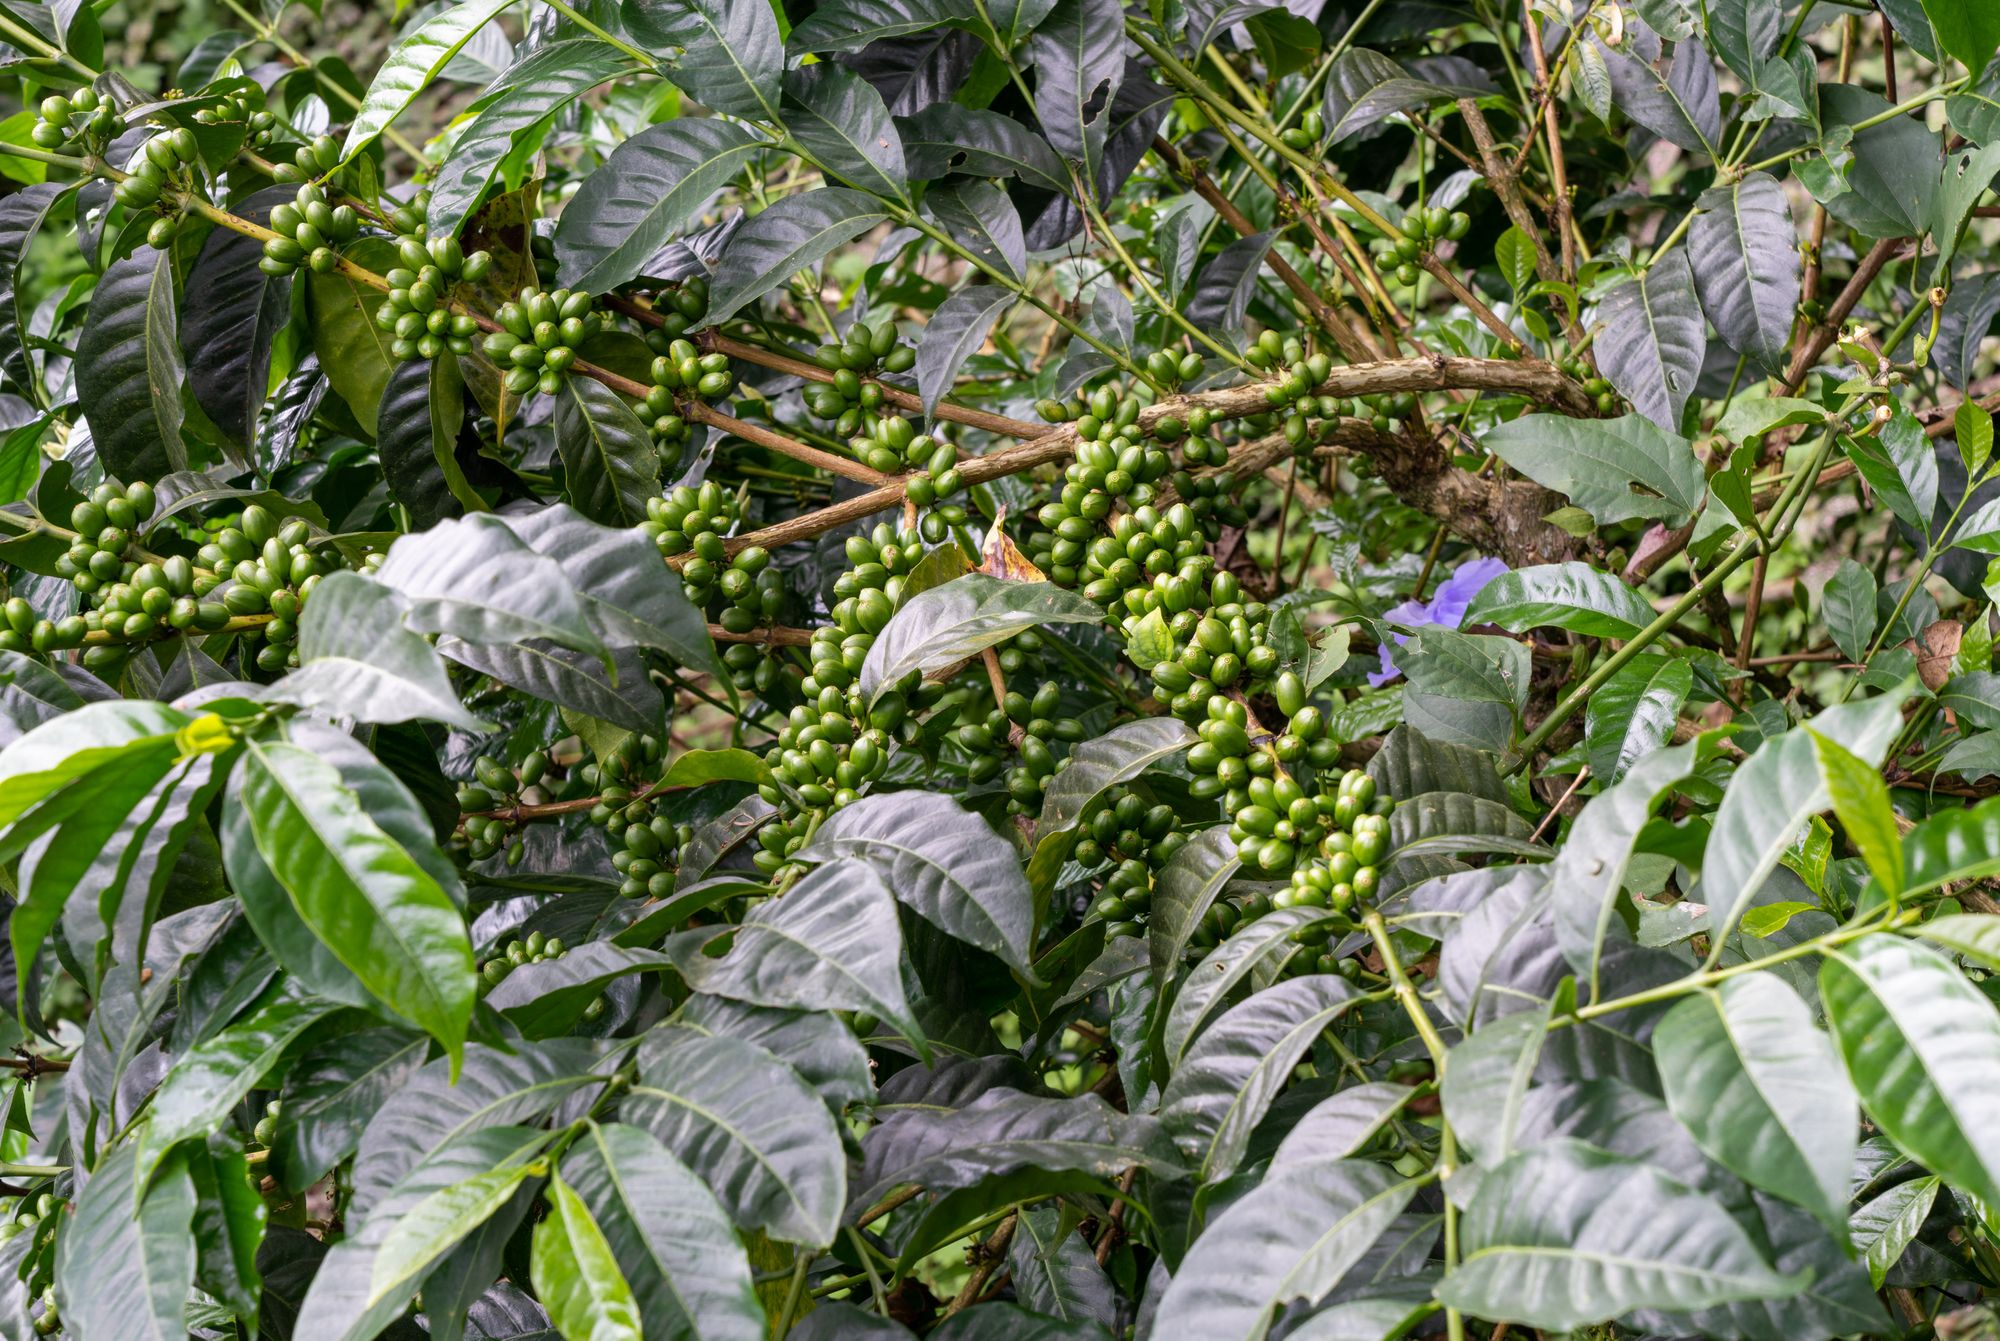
(531, 1175, 643, 1341)
(1808, 728, 1903, 896)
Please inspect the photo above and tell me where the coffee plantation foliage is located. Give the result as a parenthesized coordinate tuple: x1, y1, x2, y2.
(4, 0, 2000, 1335)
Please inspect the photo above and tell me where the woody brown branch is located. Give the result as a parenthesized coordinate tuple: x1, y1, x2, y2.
(675, 355, 1594, 566)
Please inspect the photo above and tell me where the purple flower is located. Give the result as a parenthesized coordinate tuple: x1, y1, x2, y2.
(1368, 556, 1509, 687)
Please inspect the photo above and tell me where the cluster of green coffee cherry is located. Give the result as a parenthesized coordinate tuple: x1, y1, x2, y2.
(647, 276, 710, 338)
(1140, 347, 1208, 388)
(267, 132, 344, 184)
(756, 527, 936, 874)
(259, 180, 361, 277)
(379, 234, 489, 361)
(1278, 108, 1327, 151)
(1076, 787, 1187, 938)
(482, 287, 604, 397)
(1556, 355, 1621, 416)
(978, 676, 1089, 808)
(197, 505, 351, 673)
(476, 933, 606, 1018)
(1373, 205, 1471, 286)
(251, 1098, 281, 1147)
(1273, 769, 1392, 911)
(609, 809, 691, 901)
(803, 322, 915, 437)
(1356, 390, 1419, 434)
(113, 128, 204, 247)
(530, 232, 558, 286)
(32, 86, 118, 153)
(457, 753, 529, 863)
(643, 480, 744, 603)
(642, 336, 734, 466)
(193, 86, 278, 146)
(1076, 503, 1218, 623)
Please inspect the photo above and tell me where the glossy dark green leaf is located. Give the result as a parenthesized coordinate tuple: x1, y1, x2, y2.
(230, 739, 475, 1063)
(624, 0, 783, 120)
(1582, 654, 1693, 784)
(1441, 1139, 1805, 1329)
(0, 183, 65, 405)
(1655, 971, 1856, 1239)
(1822, 934, 2000, 1207)
(705, 189, 892, 326)
(1027, 0, 1124, 179)
(374, 512, 609, 658)
(1150, 1159, 1418, 1340)
(440, 637, 664, 737)
(1689, 172, 1799, 372)
(917, 284, 1014, 421)
(1162, 906, 1343, 1064)
(378, 351, 480, 527)
(1479, 412, 1706, 527)
(669, 857, 921, 1048)
(554, 376, 660, 527)
(1271, 1082, 1418, 1167)
(1594, 248, 1704, 430)
(341, 0, 515, 162)
(1552, 734, 1718, 992)
(1821, 558, 1878, 662)
(790, 0, 959, 51)
(1184, 230, 1276, 335)
(561, 1122, 764, 1341)
(188, 1141, 266, 1322)
(852, 1087, 1178, 1220)
(276, 571, 489, 731)
(74, 246, 186, 479)
(1321, 47, 1484, 143)
(429, 40, 636, 240)
(1009, 1206, 1115, 1328)
(1701, 690, 1906, 949)
(799, 789, 1035, 974)
(924, 179, 1026, 282)
(897, 104, 1070, 194)
(552, 118, 764, 294)
(484, 942, 673, 1037)
(859, 572, 1102, 702)
(54, 1140, 196, 1341)
(183, 185, 292, 451)
(149, 977, 337, 1151)
(1852, 1174, 1938, 1287)
(1465, 561, 1658, 639)
(622, 1030, 846, 1246)
(1160, 975, 1359, 1181)
(675, 994, 872, 1109)
(1603, 37, 1720, 154)
(305, 237, 402, 437)
(272, 1027, 428, 1192)
(1146, 825, 1241, 982)
(1029, 716, 1197, 891)
(782, 62, 908, 202)
(1816, 84, 1941, 238)
(501, 503, 721, 671)
(296, 1126, 549, 1341)
(1922, 0, 2000, 77)
(349, 1040, 603, 1214)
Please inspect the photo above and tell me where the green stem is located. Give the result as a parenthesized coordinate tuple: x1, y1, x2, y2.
(774, 1252, 813, 1333)
(1740, 76, 1969, 176)
(1567, 907, 1906, 1024)
(533, 0, 657, 67)
(0, 11, 93, 76)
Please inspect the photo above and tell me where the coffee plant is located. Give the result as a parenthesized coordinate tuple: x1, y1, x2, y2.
(2, 0, 2000, 1335)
